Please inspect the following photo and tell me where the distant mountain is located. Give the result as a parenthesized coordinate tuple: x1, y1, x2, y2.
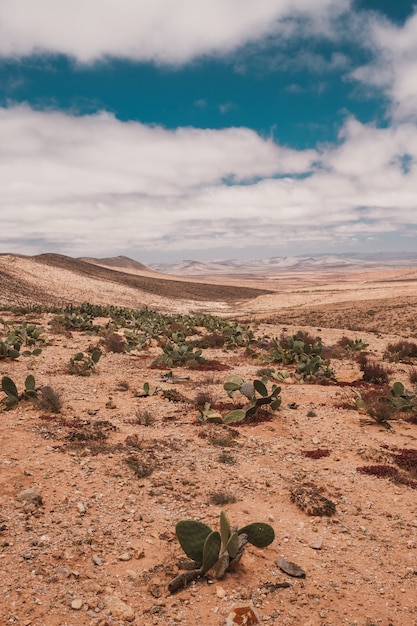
(150, 252, 417, 276)
(79, 255, 151, 273)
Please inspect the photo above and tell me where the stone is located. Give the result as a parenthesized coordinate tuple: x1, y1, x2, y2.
(277, 556, 306, 578)
(309, 537, 323, 550)
(71, 598, 83, 610)
(17, 487, 43, 507)
(225, 605, 260, 625)
(103, 594, 135, 622)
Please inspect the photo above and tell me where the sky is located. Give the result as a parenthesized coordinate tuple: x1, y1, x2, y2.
(1, 1, 417, 263)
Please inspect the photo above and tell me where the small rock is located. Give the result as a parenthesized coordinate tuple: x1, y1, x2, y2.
(309, 537, 323, 550)
(126, 569, 137, 581)
(56, 566, 71, 578)
(17, 487, 43, 507)
(216, 585, 226, 598)
(77, 502, 87, 515)
(118, 552, 131, 561)
(71, 598, 83, 610)
(277, 556, 306, 578)
(103, 595, 135, 622)
(312, 437, 320, 445)
(92, 555, 103, 566)
(225, 605, 259, 626)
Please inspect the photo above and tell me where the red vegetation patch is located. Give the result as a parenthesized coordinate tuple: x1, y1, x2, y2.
(302, 449, 331, 459)
(393, 449, 417, 475)
(357, 464, 417, 489)
(240, 410, 273, 426)
(357, 465, 399, 479)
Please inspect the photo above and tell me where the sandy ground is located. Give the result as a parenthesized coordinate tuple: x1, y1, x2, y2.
(1, 255, 417, 625)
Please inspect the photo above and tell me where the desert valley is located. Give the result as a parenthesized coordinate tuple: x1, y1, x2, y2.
(1, 251, 417, 626)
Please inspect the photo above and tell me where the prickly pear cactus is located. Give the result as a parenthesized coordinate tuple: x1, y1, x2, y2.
(175, 520, 213, 563)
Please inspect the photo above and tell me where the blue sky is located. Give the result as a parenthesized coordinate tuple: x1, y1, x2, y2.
(1, 1, 417, 263)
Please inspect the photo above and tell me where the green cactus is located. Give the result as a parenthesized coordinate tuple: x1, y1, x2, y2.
(199, 378, 281, 425)
(1, 375, 38, 408)
(68, 349, 101, 376)
(168, 511, 274, 592)
(175, 520, 213, 562)
(0, 340, 20, 360)
(201, 531, 222, 575)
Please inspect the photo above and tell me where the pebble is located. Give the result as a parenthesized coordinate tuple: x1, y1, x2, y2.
(225, 606, 260, 626)
(215, 585, 226, 598)
(77, 502, 87, 514)
(92, 555, 103, 566)
(16, 487, 43, 507)
(309, 537, 323, 550)
(71, 598, 83, 610)
(103, 594, 136, 622)
(118, 552, 131, 561)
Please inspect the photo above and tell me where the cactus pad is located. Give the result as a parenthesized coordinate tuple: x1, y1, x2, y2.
(238, 522, 275, 548)
(201, 531, 221, 574)
(175, 520, 213, 563)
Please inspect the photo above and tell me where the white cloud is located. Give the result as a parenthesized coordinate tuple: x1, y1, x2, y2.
(351, 9, 417, 121)
(1, 106, 417, 259)
(0, 0, 348, 64)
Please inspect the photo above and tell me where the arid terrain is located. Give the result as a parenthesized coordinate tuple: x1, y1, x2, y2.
(1, 253, 417, 626)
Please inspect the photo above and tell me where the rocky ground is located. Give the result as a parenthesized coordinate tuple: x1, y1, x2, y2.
(1, 257, 417, 625)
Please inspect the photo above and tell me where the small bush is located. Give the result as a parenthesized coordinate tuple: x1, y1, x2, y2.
(125, 454, 155, 478)
(34, 386, 62, 413)
(358, 355, 392, 385)
(134, 409, 155, 426)
(195, 390, 215, 407)
(208, 491, 237, 505)
(218, 451, 237, 464)
(193, 333, 225, 349)
(357, 386, 395, 425)
(103, 332, 126, 353)
(409, 368, 417, 385)
(384, 341, 417, 363)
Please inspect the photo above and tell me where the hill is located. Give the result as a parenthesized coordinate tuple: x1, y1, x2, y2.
(0, 253, 272, 310)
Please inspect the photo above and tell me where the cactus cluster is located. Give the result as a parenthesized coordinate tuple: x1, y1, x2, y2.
(198, 376, 282, 424)
(0, 320, 45, 360)
(262, 331, 335, 382)
(168, 511, 274, 592)
(68, 350, 101, 376)
(152, 340, 206, 368)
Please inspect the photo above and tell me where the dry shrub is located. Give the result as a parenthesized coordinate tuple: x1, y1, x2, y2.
(384, 340, 417, 362)
(193, 332, 225, 349)
(409, 368, 417, 385)
(358, 354, 392, 385)
(34, 386, 62, 413)
(103, 332, 126, 353)
(209, 491, 237, 505)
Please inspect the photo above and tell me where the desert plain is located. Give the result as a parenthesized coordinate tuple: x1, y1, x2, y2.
(1, 252, 417, 626)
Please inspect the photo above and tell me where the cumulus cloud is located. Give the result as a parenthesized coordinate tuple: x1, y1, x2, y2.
(1, 105, 417, 259)
(0, 0, 348, 64)
(351, 9, 417, 121)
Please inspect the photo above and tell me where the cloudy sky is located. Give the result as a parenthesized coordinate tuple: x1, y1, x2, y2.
(1, 0, 417, 263)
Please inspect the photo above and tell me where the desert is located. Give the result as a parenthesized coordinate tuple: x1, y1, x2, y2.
(1, 252, 417, 626)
